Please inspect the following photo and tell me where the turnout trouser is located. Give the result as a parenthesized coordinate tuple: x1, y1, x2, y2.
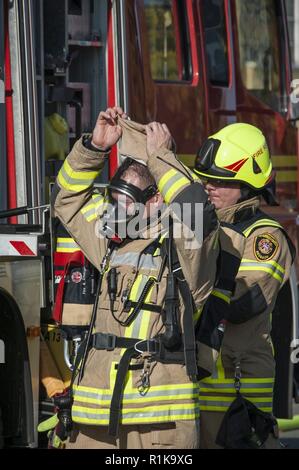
(66, 419, 200, 449)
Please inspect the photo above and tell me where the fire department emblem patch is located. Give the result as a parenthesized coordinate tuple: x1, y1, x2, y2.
(254, 233, 279, 261)
(71, 270, 82, 283)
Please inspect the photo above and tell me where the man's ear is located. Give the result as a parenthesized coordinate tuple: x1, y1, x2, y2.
(154, 191, 163, 205)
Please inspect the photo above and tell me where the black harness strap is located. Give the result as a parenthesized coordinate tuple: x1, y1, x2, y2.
(85, 332, 187, 436)
(107, 338, 160, 437)
(176, 277, 198, 380)
(108, 346, 138, 437)
(123, 300, 162, 314)
(164, 232, 198, 381)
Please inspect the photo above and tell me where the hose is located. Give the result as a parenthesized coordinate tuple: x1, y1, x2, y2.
(278, 415, 299, 432)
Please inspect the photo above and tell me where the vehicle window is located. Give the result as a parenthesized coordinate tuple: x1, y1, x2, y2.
(144, 0, 192, 82)
(202, 0, 229, 86)
(235, 0, 281, 110)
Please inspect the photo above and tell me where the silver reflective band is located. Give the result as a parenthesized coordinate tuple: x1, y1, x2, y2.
(73, 385, 199, 401)
(72, 407, 199, 421)
(110, 251, 160, 270)
(59, 165, 95, 187)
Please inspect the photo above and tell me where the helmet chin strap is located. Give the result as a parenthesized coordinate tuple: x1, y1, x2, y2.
(238, 182, 279, 206)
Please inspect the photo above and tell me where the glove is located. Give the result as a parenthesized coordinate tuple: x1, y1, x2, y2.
(118, 117, 148, 165)
(38, 389, 73, 449)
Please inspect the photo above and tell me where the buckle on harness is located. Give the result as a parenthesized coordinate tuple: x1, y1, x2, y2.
(134, 339, 159, 355)
(92, 333, 116, 351)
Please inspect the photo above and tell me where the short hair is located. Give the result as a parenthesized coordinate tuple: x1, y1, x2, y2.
(119, 160, 156, 189)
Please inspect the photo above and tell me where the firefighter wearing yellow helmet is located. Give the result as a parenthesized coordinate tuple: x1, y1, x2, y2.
(194, 123, 295, 449)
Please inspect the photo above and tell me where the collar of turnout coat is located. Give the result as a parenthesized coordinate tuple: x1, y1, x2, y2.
(216, 197, 261, 225)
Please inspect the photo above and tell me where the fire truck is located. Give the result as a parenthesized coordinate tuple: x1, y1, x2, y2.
(0, 0, 298, 447)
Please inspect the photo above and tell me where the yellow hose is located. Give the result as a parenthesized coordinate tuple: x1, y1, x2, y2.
(278, 415, 299, 432)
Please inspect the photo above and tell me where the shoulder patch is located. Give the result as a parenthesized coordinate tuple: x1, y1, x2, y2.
(254, 233, 279, 261)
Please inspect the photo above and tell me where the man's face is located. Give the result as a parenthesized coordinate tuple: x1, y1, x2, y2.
(204, 179, 241, 209)
(111, 170, 163, 219)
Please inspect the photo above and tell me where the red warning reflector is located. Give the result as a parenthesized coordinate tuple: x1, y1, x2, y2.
(10, 240, 36, 256)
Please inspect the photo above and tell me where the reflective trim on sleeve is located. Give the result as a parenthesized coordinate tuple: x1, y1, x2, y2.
(57, 159, 100, 192)
(158, 169, 190, 204)
(80, 195, 106, 222)
(242, 219, 282, 238)
(211, 288, 232, 304)
(239, 258, 284, 283)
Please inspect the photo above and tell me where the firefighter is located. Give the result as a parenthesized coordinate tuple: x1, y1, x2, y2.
(194, 123, 295, 449)
(51, 107, 220, 449)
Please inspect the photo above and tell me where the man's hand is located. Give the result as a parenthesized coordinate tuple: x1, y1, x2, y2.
(91, 106, 128, 150)
(145, 122, 173, 156)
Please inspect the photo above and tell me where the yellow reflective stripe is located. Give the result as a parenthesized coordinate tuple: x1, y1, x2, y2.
(194, 306, 203, 323)
(200, 396, 272, 403)
(63, 159, 99, 180)
(200, 405, 272, 412)
(56, 247, 81, 253)
(242, 258, 284, 274)
(80, 196, 105, 222)
(202, 377, 275, 384)
(242, 219, 282, 237)
(92, 193, 103, 201)
(239, 262, 283, 283)
(73, 381, 198, 394)
(211, 288, 231, 304)
(72, 403, 199, 425)
(123, 274, 145, 339)
(158, 168, 178, 194)
(199, 379, 274, 393)
(56, 237, 80, 252)
(73, 385, 199, 405)
(199, 395, 273, 412)
(200, 387, 273, 393)
(138, 280, 156, 340)
(158, 169, 190, 203)
(207, 354, 226, 381)
(86, 213, 97, 222)
(56, 237, 77, 244)
(58, 159, 99, 192)
(153, 231, 168, 256)
(163, 176, 190, 203)
(81, 203, 95, 214)
(240, 267, 282, 283)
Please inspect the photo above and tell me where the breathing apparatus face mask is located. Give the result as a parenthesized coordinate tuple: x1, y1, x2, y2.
(99, 159, 158, 242)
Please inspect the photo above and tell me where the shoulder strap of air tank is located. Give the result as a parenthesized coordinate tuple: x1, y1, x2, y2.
(162, 222, 198, 381)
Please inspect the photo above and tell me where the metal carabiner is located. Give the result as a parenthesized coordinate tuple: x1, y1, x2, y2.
(234, 362, 242, 392)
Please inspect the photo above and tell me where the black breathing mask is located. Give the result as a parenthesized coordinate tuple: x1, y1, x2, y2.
(100, 158, 157, 242)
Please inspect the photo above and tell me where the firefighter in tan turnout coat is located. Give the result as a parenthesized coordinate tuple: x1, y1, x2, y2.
(194, 123, 295, 449)
(52, 107, 221, 449)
